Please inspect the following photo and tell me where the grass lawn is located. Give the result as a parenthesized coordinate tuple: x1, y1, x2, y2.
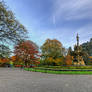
(24, 68, 92, 75)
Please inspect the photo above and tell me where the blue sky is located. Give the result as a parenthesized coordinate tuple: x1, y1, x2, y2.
(4, 0, 92, 48)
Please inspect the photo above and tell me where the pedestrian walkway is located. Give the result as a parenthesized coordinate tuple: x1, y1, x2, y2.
(0, 68, 91, 92)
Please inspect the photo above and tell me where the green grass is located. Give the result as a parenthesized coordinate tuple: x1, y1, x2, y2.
(37, 66, 92, 69)
(24, 68, 92, 75)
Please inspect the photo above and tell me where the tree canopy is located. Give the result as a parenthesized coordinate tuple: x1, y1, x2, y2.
(81, 38, 92, 64)
(14, 40, 39, 66)
(41, 39, 65, 57)
(81, 38, 92, 56)
(0, 44, 11, 58)
(41, 39, 65, 66)
(0, 1, 27, 44)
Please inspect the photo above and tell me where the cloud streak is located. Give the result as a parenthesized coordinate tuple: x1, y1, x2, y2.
(52, 0, 92, 22)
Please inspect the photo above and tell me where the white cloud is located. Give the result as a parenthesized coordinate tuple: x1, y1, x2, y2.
(75, 24, 92, 43)
(52, 0, 92, 22)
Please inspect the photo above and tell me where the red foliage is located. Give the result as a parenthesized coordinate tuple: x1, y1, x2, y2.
(15, 65, 23, 67)
(14, 40, 39, 66)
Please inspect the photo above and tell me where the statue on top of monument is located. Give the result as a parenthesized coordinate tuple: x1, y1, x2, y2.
(72, 34, 85, 66)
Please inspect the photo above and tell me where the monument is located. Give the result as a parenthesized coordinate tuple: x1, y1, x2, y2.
(73, 34, 85, 66)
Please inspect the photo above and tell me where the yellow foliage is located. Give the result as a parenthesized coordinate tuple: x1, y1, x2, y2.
(89, 56, 92, 58)
(46, 57, 54, 63)
(55, 57, 64, 65)
(45, 57, 64, 66)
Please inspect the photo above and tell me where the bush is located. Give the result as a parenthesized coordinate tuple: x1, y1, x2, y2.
(36, 65, 92, 69)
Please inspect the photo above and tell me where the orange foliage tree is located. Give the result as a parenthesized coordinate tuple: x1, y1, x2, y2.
(0, 58, 9, 63)
(65, 55, 73, 66)
(11, 56, 17, 62)
(14, 40, 40, 66)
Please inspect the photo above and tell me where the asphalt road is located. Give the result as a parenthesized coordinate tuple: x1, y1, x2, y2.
(0, 68, 92, 92)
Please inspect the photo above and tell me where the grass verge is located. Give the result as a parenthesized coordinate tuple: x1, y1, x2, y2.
(24, 68, 92, 75)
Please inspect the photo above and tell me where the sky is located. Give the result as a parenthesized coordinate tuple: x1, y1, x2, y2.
(3, 0, 92, 48)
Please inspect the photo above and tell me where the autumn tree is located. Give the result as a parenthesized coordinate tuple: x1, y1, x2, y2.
(41, 39, 65, 66)
(0, 1, 27, 43)
(11, 56, 16, 62)
(14, 40, 39, 66)
(10, 55, 23, 66)
(65, 55, 73, 66)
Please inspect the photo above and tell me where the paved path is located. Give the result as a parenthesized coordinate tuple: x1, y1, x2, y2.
(0, 68, 92, 92)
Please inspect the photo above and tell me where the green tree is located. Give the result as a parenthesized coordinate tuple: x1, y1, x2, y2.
(0, 44, 11, 58)
(0, 1, 27, 43)
(68, 47, 72, 55)
(41, 39, 65, 66)
(81, 38, 92, 65)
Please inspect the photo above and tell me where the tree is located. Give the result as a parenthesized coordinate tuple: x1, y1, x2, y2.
(0, 44, 11, 66)
(0, 1, 27, 43)
(11, 55, 23, 66)
(14, 40, 39, 66)
(0, 58, 9, 64)
(81, 38, 92, 65)
(0, 44, 11, 58)
(54, 56, 65, 66)
(41, 39, 65, 66)
(11, 55, 17, 62)
(68, 47, 72, 55)
(65, 55, 72, 66)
